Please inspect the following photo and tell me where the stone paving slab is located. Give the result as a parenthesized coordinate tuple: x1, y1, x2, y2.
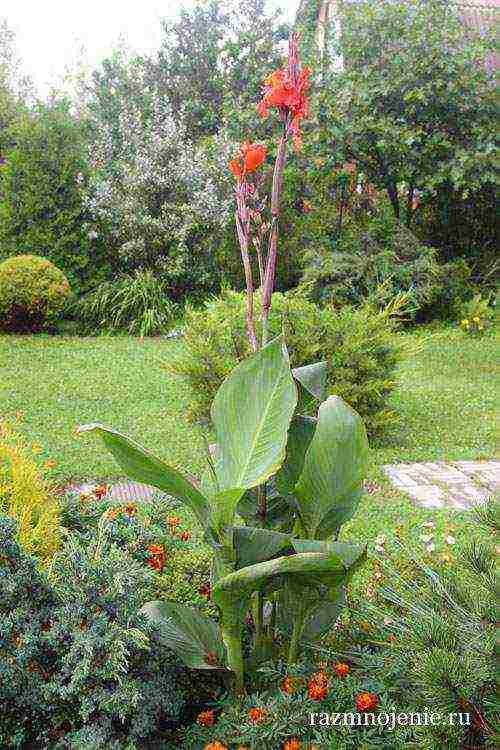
(382, 460, 500, 510)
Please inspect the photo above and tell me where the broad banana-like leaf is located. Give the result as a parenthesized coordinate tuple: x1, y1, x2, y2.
(212, 549, 347, 630)
(211, 337, 297, 492)
(77, 423, 209, 527)
(233, 526, 293, 569)
(236, 482, 293, 531)
(294, 396, 368, 538)
(292, 361, 327, 401)
(278, 583, 346, 641)
(278, 540, 365, 642)
(275, 416, 317, 495)
(139, 600, 227, 670)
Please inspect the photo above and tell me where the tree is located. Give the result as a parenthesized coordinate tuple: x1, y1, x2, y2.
(317, 0, 498, 230)
(0, 100, 103, 292)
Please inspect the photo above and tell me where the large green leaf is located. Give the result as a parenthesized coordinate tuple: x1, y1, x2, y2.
(211, 337, 297, 492)
(294, 396, 369, 538)
(292, 361, 327, 401)
(233, 526, 293, 569)
(139, 601, 227, 670)
(236, 482, 294, 531)
(212, 550, 346, 615)
(77, 424, 209, 526)
(275, 416, 317, 495)
(278, 540, 365, 643)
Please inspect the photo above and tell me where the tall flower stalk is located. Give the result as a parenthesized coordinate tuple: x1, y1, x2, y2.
(229, 32, 311, 350)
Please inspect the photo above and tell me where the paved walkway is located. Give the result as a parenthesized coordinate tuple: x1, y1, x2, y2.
(69, 460, 499, 512)
(383, 460, 499, 510)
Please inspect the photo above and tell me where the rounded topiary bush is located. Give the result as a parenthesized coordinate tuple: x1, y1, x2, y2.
(0, 254, 71, 332)
(168, 289, 408, 436)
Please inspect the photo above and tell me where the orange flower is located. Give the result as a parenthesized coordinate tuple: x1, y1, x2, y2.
(308, 680, 328, 701)
(123, 503, 137, 515)
(199, 583, 211, 599)
(203, 742, 227, 750)
(147, 544, 164, 555)
(94, 483, 108, 499)
(310, 670, 329, 687)
(283, 739, 301, 750)
(355, 691, 378, 711)
(105, 508, 120, 520)
(44, 459, 56, 469)
(167, 515, 181, 527)
(333, 662, 350, 678)
(229, 142, 267, 180)
(197, 709, 215, 726)
(257, 44, 311, 151)
(248, 706, 267, 723)
(281, 675, 296, 694)
(179, 530, 192, 541)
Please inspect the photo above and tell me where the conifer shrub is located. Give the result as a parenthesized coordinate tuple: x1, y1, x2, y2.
(0, 420, 60, 562)
(0, 254, 71, 332)
(168, 289, 407, 436)
(0, 516, 191, 749)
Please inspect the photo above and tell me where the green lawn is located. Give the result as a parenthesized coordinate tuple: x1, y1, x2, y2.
(1, 326, 498, 562)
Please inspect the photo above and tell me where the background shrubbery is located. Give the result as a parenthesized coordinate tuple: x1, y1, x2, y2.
(168, 289, 409, 435)
(0, 254, 71, 333)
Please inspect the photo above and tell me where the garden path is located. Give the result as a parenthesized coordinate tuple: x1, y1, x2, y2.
(69, 460, 500, 511)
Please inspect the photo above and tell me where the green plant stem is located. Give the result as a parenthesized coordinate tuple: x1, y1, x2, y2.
(288, 603, 307, 665)
(252, 592, 262, 649)
(221, 625, 245, 694)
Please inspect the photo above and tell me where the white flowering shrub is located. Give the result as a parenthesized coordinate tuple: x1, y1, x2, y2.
(85, 61, 235, 299)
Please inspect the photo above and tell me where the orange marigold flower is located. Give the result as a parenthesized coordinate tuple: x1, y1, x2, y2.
(282, 739, 301, 750)
(203, 742, 227, 750)
(281, 675, 296, 694)
(105, 508, 120, 519)
(94, 483, 108, 499)
(229, 141, 267, 180)
(248, 706, 267, 723)
(146, 556, 164, 572)
(307, 680, 328, 701)
(197, 709, 215, 726)
(333, 662, 350, 678)
(123, 503, 137, 515)
(179, 530, 192, 541)
(147, 544, 164, 555)
(310, 670, 329, 687)
(44, 459, 56, 469)
(199, 583, 211, 598)
(167, 515, 181, 527)
(355, 691, 378, 711)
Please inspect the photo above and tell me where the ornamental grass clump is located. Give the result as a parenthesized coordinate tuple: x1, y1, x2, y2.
(78, 33, 369, 697)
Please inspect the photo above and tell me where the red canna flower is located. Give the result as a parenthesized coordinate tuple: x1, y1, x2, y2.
(229, 142, 267, 180)
(257, 34, 311, 150)
(333, 662, 350, 678)
(197, 709, 215, 726)
(355, 691, 378, 711)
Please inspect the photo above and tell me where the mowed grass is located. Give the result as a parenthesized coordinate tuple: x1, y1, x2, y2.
(1, 325, 498, 562)
(1, 335, 209, 482)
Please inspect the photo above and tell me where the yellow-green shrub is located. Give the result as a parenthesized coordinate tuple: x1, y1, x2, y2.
(0, 254, 71, 332)
(0, 421, 60, 562)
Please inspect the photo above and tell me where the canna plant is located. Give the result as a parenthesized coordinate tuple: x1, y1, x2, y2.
(78, 34, 369, 694)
